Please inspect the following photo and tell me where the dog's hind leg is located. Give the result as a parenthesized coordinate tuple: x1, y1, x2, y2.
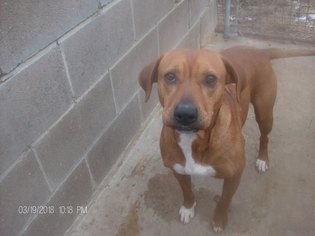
(252, 70, 277, 173)
(213, 172, 242, 232)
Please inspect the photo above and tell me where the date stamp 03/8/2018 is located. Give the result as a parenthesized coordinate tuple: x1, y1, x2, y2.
(18, 205, 88, 215)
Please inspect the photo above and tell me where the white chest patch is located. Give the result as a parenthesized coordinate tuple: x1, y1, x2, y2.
(173, 133, 216, 176)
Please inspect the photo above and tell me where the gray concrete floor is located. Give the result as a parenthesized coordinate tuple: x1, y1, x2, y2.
(66, 36, 315, 236)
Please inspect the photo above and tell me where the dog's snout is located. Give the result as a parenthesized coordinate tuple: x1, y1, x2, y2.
(174, 101, 198, 126)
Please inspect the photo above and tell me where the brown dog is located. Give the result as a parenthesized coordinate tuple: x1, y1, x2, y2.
(139, 46, 315, 232)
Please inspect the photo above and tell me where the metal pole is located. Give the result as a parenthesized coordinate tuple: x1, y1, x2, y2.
(235, 0, 240, 34)
(224, 0, 231, 39)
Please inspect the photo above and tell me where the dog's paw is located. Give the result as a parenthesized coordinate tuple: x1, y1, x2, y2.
(212, 212, 227, 233)
(179, 202, 196, 224)
(256, 159, 268, 173)
(212, 224, 224, 233)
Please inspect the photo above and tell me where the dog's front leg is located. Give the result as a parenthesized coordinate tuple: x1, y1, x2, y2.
(172, 170, 196, 224)
(212, 172, 242, 232)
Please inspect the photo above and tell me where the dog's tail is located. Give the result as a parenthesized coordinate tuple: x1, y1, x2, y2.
(262, 48, 315, 60)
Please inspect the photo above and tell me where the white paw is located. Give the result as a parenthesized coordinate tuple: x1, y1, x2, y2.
(256, 159, 268, 173)
(213, 224, 223, 233)
(179, 202, 196, 224)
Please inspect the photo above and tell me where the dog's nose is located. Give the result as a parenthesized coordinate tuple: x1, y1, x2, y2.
(174, 101, 198, 126)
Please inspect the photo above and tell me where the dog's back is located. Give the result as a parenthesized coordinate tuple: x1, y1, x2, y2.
(221, 46, 315, 120)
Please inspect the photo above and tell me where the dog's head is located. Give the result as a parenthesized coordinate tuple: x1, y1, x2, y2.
(139, 48, 239, 133)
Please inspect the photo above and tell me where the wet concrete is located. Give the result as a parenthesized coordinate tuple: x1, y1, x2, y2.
(66, 36, 315, 236)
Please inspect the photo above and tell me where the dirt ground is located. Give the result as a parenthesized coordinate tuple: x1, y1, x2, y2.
(65, 36, 315, 236)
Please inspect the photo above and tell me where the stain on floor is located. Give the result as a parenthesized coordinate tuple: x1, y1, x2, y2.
(116, 201, 141, 236)
(143, 173, 180, 222)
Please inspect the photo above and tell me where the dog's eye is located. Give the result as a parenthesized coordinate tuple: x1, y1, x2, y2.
(164, 72, 176, 84)
(203, 74, 217, 87)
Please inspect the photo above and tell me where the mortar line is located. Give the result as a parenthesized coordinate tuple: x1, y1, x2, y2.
(107, 25, 158, 114)
(0, 148, 29, 183)
(0, 43, 58, 83)
(60, 46, 76, 100)
(81, 89, 143, 168)
(19, 155, 90, 236)
(32, 103, 75, 148)
(2, 7, 101, 84)
(157, 24, 161, 54)
(84, 158, 96, 189)
(188, 0, 192, 28)
(199, 16, 202, 48)
(109, 70, 119, 115)
(29, 66, 110, 155)
(74, 69, 109, 103)
(130, 0, 137, 41)
(31, 147, 54, 192)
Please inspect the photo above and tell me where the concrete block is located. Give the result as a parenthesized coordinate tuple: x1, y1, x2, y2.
(34, 74, 115, 190)
(158, 0, 190, 52)
(0, 150, 51, 236)
(21, 160, 93, 236)
(0, 46, 72, 176)
(111, 28, 158, 112)
(132, 0, 174, 40)
(200, 2, 217, 46)
(0, 0, 98, 74)
(61, 0, 134, 98)
(177, 19, 201, 48)
(87, 96, 142, 185)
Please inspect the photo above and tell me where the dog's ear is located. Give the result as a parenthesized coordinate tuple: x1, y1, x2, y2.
(138, 55, 163, 102)
(220, 55, 243, 102)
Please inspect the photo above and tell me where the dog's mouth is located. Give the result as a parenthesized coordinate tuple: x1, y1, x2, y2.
(165, 118, 202, 133)
(162, 111, 204, 133)
(173, 124, 199, 133)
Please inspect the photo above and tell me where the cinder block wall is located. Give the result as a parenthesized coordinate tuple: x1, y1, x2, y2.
(0, 0, 217, 235)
